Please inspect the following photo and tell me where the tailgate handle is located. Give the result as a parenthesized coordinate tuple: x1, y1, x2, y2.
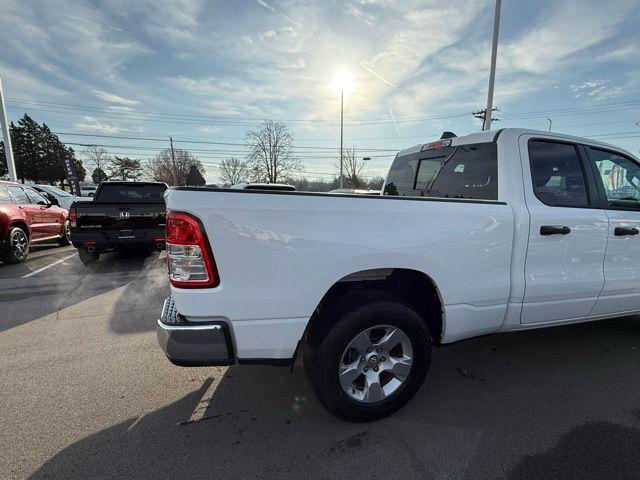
(540, 225, 571, 236)
(614, 227, 639, 236)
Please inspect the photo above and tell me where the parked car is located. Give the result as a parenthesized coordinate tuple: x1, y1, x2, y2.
(156, 128, 640, 421)
(69, 181, 167, 264)
(31, 184, 86, 210)
(80, 185, 97, 197)
(0, 181, 70, 263)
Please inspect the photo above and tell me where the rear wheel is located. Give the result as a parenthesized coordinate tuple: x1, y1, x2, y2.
(58, 221, 71, 246)
(78, 248, 99, 264)
(1, 227, 30, 264)
(304, 291, 431, 422)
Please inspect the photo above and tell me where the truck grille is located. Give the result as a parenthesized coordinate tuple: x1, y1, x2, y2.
(160, 296, 180, 325)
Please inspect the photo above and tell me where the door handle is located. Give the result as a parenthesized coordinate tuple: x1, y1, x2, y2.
(614, 227, 639, 236)
(540, 225, 571, 236)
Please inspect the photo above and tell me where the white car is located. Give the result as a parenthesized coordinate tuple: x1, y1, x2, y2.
(157, 128, 640, 421)
(80, 185, 98, 197)
(31, 184, 86, 210)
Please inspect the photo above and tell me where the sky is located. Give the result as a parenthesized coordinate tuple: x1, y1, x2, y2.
(1, 0, 639, 184)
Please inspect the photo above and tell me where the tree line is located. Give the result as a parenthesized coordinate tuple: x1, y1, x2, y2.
(1, 115, 383, 192)
(0, 114, 86, 186)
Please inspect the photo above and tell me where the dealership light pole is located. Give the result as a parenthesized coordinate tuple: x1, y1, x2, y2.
(331, 69, 355, 188)
(0, 76, 17, 181)
(483, 0, 502, 131)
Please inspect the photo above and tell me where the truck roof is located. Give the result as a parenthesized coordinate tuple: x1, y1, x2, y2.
(397, 128, 636, 159)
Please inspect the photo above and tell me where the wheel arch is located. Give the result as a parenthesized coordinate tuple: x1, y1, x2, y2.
(303, 268, 444, 348)
(9, 220, 30, 239)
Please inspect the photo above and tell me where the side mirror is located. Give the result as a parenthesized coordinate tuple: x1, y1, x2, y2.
(48, 196, 60, 206)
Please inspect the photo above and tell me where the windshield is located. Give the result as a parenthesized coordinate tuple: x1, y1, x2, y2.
(43, 186, 73, 197)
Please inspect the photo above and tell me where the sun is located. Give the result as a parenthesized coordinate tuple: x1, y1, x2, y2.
(330, 68, 355, 96)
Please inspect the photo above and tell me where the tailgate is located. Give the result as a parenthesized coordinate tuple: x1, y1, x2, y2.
(76, 203, 166, 240)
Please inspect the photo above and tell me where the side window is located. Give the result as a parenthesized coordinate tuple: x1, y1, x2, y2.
(588, 147, 640, 210)
(528, 140, 589, 208)
(0, 184, 10, 202)
(25, 188, 49, 205)
(428, 144, 498, 200)
(8, 186, 28, 204)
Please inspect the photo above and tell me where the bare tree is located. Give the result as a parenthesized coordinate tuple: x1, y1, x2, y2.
(145, 148, 205, 186)
(219, 157, 250, 186)
(336, 145, 365, 188)
(82, 145, 111, 183)
(245, 119, 301, 183)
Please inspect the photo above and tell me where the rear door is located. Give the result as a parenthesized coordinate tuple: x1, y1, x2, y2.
(519, 136, 608, 324)
(8, 186, 46, 239)
(585, 147, 640, 315)
(24, 188, 63, 237)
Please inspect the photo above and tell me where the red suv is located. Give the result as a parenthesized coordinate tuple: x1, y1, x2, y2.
(0, 181, 71, 263)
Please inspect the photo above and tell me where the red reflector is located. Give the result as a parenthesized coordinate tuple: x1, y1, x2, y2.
(154, 237, 165, 242)
(421, 138, 452, 151)
(83, 241, 96, 245)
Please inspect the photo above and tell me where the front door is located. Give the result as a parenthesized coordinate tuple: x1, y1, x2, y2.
(519, 136, 608, 324)
(586, 147, 640, 315)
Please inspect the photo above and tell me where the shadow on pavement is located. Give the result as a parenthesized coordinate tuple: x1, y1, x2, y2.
(28, 316, 640, 480)
(0, 250, 167, 333)
(500, 421, 640, 480)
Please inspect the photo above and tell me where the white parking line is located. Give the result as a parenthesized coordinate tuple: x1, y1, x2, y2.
(183, 378, 217, 424)
(20, 252, 78, 279)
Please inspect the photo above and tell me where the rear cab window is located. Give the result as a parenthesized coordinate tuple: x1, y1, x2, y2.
(383, 141, 498, 200)
(528, 140, 590, 208)
(96, 184, 167, 203)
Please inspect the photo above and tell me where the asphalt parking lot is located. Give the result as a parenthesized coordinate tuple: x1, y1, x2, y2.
(1, 245, 640, 479)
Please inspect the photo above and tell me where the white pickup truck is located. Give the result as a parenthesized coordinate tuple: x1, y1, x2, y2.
(157, 128, 640, 421)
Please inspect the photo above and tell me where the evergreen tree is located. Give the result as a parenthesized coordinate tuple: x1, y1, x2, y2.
(185, 164, 206, 186)
(109, 156, 142, 181)
(0, 140, 7, 177)
(92, 167, 109, 184)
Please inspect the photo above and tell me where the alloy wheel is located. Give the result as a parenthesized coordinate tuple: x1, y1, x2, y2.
(11, 229, 28, 260)
(338, 324, 413, 403)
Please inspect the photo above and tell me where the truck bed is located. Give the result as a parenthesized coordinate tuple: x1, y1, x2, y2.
(166, 188, 515, 356)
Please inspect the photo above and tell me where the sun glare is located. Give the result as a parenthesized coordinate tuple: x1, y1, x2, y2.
(330, 68, 355, 95)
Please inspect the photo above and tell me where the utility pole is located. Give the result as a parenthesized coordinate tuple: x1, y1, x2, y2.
(339, 89, 344, 188)
(169, 136, 177, 186)
(483, 0, 502, 131)
(473, 108, 499, 126)
(0, 76, 17, 181)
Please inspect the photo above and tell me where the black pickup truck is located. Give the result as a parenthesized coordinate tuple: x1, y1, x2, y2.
(69, 181, 167, 263)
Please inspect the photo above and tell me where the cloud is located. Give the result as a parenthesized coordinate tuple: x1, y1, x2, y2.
(73, 116, 123, 134)
(93, 90, 139, 106)
(570, 80, 623, 101)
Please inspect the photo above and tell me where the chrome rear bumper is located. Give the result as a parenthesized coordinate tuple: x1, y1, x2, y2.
(156, 297, 234, 366)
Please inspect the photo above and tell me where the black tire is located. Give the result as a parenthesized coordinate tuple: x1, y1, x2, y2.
(58, 221, 71, 246)
(304, 290, 431, 422)
(1, 226, 30, 264)
(78, 248, 99, 264)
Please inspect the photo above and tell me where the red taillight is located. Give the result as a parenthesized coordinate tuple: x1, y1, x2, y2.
(165, 211, 218, 288)
(68, 206, 76, 225)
